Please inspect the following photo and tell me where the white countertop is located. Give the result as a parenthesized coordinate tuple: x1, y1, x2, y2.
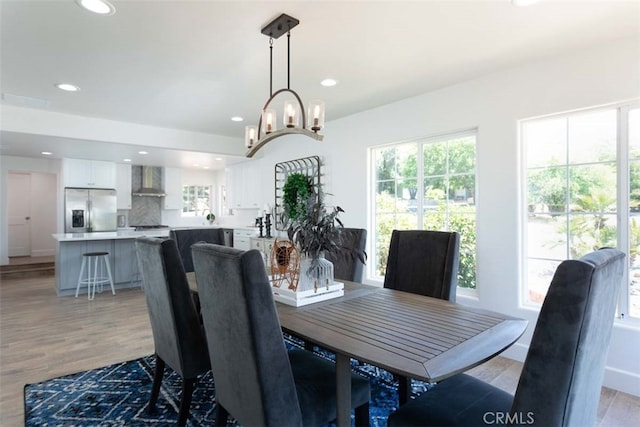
(52, 229, 170, 241)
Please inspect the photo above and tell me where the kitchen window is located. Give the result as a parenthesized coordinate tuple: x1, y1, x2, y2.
(522, 102, 639, 321)
(370, 130, 477, 289)
(182, 185, 213, 217)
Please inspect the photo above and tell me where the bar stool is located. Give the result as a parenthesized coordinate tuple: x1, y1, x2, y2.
(75, 252, 116, 300)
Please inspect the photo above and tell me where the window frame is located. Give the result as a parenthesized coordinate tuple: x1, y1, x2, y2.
(520, 101, 640, 325)
(181, 184, 213, 217)
(368, 128, 478, 294)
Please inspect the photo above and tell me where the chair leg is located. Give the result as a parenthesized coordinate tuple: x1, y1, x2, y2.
(398, 375, 412, 405)
(354, 402, 369, 427)
(177, 378, 195, 427)
(215, 402, 229, 426)
(148, 355, 165, 414)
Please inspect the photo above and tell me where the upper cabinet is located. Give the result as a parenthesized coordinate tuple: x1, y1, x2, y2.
(63, 159, 116, 188)
(163, 167, 182, 210)
(115, 164, 132, 210)
(226, 162, 261, 210)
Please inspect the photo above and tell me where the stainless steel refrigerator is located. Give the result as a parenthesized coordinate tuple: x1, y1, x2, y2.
(64, 188, 117, 233)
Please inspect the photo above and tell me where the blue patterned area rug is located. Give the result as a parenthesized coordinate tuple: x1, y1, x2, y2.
(24, 337, 432, 426)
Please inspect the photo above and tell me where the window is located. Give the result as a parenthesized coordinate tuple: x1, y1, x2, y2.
(523, 103, 640, 320)
(371, 130, 477, 289)
(182, 185, 213, 217)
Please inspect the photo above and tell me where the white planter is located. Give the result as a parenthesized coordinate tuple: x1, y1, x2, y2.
(298, 255, 334, 292)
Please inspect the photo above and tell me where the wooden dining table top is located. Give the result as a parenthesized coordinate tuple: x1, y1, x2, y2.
(275, 281, 528, 383)
(187, 273, 527, 427)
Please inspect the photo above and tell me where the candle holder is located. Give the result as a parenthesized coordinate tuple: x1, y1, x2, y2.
(256, 217, 264, 238)
(265, 213, 272, 238)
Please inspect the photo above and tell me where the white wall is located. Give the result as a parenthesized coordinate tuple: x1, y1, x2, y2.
(0, 156, 62, 264)
(234, 36, 640, 395)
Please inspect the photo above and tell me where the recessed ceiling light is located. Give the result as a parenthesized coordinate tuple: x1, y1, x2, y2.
(41, 151, 52, 155)
(231, 116, 244, 122)
(56, 83, 80, 92)
(123, 158, 132, 162)
(215, 157, 223, 161)
(138, 151, 148, 155)
(203, 166, 210, 170)
(320, 78, 338, 87)
(75, 0, 116, 15)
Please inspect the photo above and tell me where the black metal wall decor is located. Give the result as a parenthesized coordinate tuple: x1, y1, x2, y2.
(274, 155, 322, 230)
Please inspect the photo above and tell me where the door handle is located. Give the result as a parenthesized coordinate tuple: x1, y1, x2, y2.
(25, 216, 30, 220)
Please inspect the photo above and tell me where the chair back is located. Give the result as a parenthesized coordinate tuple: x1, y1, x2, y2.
(511, 248, 625, 426)
(191, 243, 303, 427)
(383, 230, 460, 301)
(169, 228, 225, 272)
(325, 228, 367, 283)
(135, 237, 209, 378)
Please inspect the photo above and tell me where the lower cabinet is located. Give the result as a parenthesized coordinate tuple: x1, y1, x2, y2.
(251, 237, 276, 268)
(233, 229, 257, 251)
(55, 238, 141, 296)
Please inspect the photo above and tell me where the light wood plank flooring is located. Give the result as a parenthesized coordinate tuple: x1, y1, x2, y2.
(1, 273, 639, 426)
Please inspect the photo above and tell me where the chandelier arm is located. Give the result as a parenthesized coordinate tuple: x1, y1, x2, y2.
(246, 128, 324, 158)
(256, 88, 308, 137)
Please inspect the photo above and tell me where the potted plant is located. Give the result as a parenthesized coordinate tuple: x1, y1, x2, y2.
(204, 210, 215, 225)
(283, 177, 365, 291)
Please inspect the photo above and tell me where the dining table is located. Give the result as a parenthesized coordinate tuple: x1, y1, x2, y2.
(275, 281, 528, 427)
(187, 274, 528, 427)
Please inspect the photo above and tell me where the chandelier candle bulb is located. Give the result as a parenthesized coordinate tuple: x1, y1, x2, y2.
(308, 100, 325, 132)
(284, 100, 298, 128)
(263, 109, 276, 134)
(245, 125, 257, 148)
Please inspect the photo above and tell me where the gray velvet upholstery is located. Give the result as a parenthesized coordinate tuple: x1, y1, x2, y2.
(191, 243, 371, 427)
(387, 248, 625, 427)
(135, 237, 210, 426)
(169, 228, 226, 273)
(384, 229, 460, 301)
(325, 228, 367, 283)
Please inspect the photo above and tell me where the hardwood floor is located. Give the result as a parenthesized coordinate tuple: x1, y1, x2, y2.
(1, 273, 639, 426)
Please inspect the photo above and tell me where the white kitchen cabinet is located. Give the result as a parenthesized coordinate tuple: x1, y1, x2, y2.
(63, 158, 116, 188)
(115, 163, 132, 209)
(250, 237, 275, 267)
(233, 229, 258, 251)
(226, 163, 261, 209)
(162, 167, 182, 210)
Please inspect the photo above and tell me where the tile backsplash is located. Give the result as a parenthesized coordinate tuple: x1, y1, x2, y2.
(128, 166, 162, 225)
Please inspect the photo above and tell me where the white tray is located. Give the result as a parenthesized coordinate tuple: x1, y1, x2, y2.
(271, 280, 344, 307)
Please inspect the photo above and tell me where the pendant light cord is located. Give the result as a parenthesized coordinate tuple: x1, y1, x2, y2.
(269, 37, 274, 97)
(287, 31, 291, 90)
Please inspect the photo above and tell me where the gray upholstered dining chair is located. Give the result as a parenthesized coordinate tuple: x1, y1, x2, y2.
(169, 228, 226, 273)
(387, 247, 625, 427)
(325, 227, 367, 283)
(135, 237, 210, 427)
(191, 243, 371, 427)
(383, 229, 461, 402)
(384, 229, 460, 301)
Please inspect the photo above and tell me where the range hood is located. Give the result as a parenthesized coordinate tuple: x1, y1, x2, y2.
(132, 166, 166, 197)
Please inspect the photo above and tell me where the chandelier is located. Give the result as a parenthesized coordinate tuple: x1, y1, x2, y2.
(245, 14, 324, 158)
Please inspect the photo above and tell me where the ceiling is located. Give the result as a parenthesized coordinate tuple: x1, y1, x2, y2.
(1, 0, 639, 170)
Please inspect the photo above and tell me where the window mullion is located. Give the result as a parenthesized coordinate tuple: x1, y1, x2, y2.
(618, 105, 631, 319)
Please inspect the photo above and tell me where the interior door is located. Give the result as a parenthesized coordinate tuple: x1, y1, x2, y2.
(8, 173, 31, 257)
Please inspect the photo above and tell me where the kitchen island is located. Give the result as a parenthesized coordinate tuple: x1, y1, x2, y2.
(52, 230, 170, 297)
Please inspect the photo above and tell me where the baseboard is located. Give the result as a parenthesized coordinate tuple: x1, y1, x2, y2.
(498, 343, 640, 397)
(603, 366, 640, 397)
